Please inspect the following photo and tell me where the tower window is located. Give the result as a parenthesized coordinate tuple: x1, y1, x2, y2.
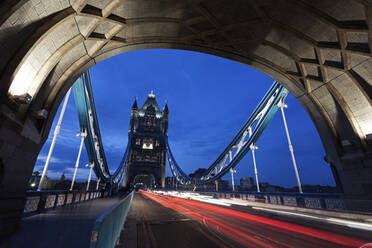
(142, 138, 153, 150)
(136, 138, 141, 145)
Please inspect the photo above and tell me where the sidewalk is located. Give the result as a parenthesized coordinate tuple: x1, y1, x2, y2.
(2, 196, 122, 248)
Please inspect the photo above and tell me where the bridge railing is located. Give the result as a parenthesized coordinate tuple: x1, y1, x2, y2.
(158, 189, 372, 214)
(23, 190, 102, 216)
(90, 190, 134, 248)
(213, 191, 347, 211)
(237, 192, 372, 213)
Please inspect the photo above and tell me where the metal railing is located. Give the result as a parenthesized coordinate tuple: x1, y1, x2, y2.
(212, 191, 346, 211)
(90, 190, 134, 248)
(23, 190, 102, 216)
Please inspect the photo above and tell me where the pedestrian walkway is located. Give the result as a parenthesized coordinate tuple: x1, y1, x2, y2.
(2, 196, 123, 248)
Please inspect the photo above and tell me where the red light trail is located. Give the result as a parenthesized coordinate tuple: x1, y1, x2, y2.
(140, 190, 369, 248)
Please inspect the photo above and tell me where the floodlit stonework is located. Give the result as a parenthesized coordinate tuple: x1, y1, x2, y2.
(124, 93, 168, 188)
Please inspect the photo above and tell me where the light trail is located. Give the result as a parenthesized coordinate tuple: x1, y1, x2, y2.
(141, 191, 275, 247)
(326, 218, 372, 232)
(253, 207, 372, 231)
(155, 190, 372, 232)
(141, 190, 369, 248)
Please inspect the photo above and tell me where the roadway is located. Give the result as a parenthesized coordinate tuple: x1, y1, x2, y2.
(119, 191, 372, 248)
(118, 191, 238, 248)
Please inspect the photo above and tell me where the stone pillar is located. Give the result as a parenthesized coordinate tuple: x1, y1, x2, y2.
(0, 108, 42, 236)
(325, 144, 372, 198)
(335, 153, 372, 198)
(154, 172, 165, 189)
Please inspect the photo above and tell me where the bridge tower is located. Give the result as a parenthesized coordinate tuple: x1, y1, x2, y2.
(124, 92, 168, 188)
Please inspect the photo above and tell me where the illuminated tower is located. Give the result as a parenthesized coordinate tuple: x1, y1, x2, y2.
(124, 91, 168, 188)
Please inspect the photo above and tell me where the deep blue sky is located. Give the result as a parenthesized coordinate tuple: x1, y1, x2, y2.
(34, 49, 335, 187)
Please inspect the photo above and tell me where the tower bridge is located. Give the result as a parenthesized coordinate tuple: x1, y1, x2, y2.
(1, 1, 372, 247)
(3, 70, 372, 247)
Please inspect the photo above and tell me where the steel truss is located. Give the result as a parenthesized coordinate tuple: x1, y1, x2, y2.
(166, 81, 288, 184)
(73, 71, 287, 187)
(73, 71, 130, 185)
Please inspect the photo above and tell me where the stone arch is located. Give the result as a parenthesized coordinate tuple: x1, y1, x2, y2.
(132, 173, 157, 188)
(1, 0, 372, 235)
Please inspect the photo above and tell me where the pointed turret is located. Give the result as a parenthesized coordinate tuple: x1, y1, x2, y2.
(131, 97, 138, 110)
(163, 100, 169, 114)
(129, 97, 138, 135)
(60, 172, 66, 181)
(162, 100, 169, 136)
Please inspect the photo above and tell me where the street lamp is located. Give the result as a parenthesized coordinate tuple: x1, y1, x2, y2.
(96, 177, 100, 190)
(278, 99, 303, 194)
(38, 88, 72, 191)
(230, 168, 236, 192)
(215, 167, 219, 192)
(70, 129, 87, 191)
(248, 127, 260, 192)
(86, 162, 94, 191)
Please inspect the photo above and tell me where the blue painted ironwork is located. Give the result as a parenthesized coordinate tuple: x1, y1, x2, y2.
(73, 71, 287, 187)
(166, 81, 289, 184)
(90, 190, 134, 248)
(112, 135, 132, 184)
(73, 71, 130, 184)
(166, 140, 191, 184)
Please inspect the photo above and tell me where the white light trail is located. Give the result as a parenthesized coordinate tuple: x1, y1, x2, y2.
(252, 206, 372, 231)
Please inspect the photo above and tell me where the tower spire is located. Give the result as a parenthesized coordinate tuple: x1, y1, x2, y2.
(163, 100, 169, 113)
(131, 97, 138, 110)
(148, 90, 155, 98)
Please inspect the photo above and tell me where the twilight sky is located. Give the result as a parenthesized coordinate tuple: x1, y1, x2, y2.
(34, 49, 336, 187)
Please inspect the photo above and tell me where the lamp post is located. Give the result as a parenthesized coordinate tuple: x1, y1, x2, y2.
(86, 162, 94, 191)
(214, 167, 219, 192)
(278, 99, 303, 194)
(230, 168, 236, 192)
(70, 129, 87, 191)
(248, 127, 260, 192)
(96, 178, 100, 190)
(38, 88, 71, 190)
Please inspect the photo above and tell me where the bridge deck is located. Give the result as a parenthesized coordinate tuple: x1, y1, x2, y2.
(2, 196, 123, 248)
(117, 192, 237, 248)
(118, 191, 372, 248)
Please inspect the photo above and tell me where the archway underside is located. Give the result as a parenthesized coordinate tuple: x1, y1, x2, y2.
(133, 174, 155, 189)
(0, 0, 372, 201)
